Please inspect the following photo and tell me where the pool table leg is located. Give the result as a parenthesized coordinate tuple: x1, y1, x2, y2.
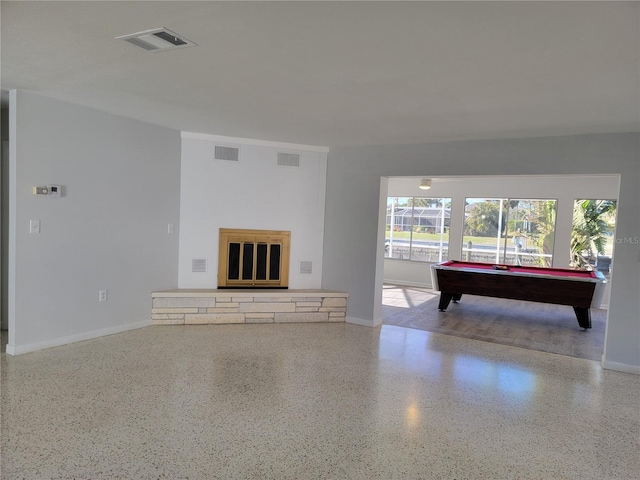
(438, 292, 462, 311)
(573, 307, 592, 330)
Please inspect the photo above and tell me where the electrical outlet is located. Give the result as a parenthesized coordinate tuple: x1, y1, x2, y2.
(168, 223, 175, 234)
(98, 290, 108, 302)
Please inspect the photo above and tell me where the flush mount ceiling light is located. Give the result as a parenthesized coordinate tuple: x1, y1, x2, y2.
(419, 178, 432, 190)
(116, 27, 196, 52)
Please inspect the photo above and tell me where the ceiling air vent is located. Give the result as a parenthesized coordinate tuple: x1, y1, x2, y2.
(215, 146, 240, 162)
(192, 258, 207, 273)
(116, 28, 196, 52)
(277, 152, 300, 168)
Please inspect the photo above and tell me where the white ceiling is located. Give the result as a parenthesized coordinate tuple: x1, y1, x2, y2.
(2, 1, 639, 148)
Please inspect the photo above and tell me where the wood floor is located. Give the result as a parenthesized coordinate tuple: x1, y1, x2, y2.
(382, 284, 606, 361)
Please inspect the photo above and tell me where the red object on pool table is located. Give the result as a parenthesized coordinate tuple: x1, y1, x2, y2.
(430, 260, 607, 329)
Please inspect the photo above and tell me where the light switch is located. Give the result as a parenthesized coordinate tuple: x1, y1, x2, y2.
(30, 219, 41, 234)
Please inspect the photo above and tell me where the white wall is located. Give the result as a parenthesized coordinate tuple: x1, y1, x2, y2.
(8, 91, 181, 354)
(322, 134, 640, 373)
(383, 174, 620, 289)
(178, 132, 328, 289)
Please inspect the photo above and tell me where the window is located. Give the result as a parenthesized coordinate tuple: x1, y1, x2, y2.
(386, 197, 451, 262)
(218, 228, 290, 288)
(571, 199, 616, 277)
(462, 198, 557, 267)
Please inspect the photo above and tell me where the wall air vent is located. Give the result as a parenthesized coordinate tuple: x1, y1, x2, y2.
(215, 146, 240, 162)
(192, 258, 207, 273)
(277, 152, 300, 168)
(116, 28, 196, 52)
(299, 261, 313, 275)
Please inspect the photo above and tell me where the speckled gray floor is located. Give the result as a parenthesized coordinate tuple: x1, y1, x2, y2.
(2, 323, 639, 479)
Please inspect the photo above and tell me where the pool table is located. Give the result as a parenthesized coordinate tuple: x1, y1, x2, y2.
(430, 260, 607, 329)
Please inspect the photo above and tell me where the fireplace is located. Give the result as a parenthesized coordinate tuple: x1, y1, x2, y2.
(217, 228, 290, 288)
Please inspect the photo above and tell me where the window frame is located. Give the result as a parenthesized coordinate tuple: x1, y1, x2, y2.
(462, 197, 558, 267)
(385, 196, 451, 263)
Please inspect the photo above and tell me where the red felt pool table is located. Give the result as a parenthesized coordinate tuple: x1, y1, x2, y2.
(430, 260, 607, 329)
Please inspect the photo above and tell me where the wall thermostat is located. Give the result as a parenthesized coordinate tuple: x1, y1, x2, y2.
(32, 185, 62, 197)
(47, 185, 62, 197)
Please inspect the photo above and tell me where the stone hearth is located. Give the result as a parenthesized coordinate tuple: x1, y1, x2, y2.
(151, 289, 348, 325)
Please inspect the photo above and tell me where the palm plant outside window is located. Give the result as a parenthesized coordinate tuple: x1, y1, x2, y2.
(571, 199, 616, 276)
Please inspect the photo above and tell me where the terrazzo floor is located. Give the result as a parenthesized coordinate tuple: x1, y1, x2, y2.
(2, 323, 639, 479)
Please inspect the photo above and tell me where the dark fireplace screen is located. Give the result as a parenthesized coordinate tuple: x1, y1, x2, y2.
(218, 229, 290, 288)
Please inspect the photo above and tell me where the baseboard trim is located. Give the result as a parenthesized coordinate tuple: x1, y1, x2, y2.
(384, 280, 433, 289)
(601, 358, 640, 375)
(346, 316, 383, 328)
(5, 320, 151, 356)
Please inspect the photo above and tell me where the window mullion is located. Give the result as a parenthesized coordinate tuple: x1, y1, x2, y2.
(409, 197, 415, 260)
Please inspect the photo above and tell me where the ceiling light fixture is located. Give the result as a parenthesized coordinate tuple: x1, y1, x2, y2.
(419, 178, 432, 190)
(116, 27, 196, 52)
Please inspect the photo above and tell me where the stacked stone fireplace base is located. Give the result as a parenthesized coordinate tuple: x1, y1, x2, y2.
(151, 289, 348, 325)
